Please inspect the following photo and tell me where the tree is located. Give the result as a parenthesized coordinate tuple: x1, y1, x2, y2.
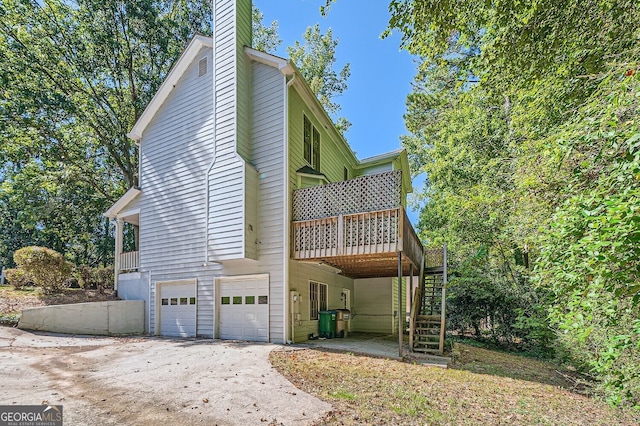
(287, 24, 351, 134)
(252, 6, 281, 53)
(389, 0, 640, 405)
(0, 0, 212, 266)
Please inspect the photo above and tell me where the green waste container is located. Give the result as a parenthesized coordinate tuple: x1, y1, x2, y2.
(318, 310, 337, 338)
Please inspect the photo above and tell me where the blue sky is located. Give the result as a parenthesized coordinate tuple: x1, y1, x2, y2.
(253, 0, 422, 221)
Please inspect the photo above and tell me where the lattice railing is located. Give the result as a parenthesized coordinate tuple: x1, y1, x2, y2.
(293, 170, 402, 221)
(424, 248, 445, 268)
(293, 208, 402, 259)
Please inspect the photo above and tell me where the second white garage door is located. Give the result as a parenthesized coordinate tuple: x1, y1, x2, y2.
(218, 275, 269, 342)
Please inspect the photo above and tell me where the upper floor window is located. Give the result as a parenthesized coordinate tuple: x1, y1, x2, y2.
(303, 115, 320, 170)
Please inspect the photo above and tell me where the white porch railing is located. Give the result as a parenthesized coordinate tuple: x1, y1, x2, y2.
(119, 251, 139, 272)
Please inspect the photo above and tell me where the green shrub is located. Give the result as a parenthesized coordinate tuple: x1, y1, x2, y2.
(4, 268, 31, 289)
(76, 265, 114, 293)
(77, 265, 95, 289)
(94, 267, 114, 294)
(13, 246, 73, 294)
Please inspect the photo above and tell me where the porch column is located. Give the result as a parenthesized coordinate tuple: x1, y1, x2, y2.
(114, 218, 124, 292)
(398, 251, 403, 358)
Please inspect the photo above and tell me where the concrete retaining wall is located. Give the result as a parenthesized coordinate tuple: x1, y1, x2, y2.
(18, 300, 145, 335)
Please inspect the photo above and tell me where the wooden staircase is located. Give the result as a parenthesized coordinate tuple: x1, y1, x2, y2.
(409, 246, 447, 355)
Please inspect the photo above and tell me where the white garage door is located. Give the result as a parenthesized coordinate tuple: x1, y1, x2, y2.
(158, 280, 197, 337)
(219, 275, 269, 342)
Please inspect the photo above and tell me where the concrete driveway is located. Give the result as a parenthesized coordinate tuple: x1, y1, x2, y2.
(0, 327, 330, 425)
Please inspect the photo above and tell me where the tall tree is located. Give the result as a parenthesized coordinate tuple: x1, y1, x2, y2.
(252, 6, 281, 53)
(287, 23, 351, 134)
(389, 0, 640, 405)
(0, 0, 212, 266)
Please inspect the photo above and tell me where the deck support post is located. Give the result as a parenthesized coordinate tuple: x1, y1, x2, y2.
(398, 251, 403, 358)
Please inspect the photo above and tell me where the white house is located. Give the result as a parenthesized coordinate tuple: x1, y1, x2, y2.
(104, 0, 430, 345)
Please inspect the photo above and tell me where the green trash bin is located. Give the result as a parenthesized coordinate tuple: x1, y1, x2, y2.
(318, 310, 337, 338)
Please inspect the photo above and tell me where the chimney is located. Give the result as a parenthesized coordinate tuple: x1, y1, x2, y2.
(213, 0, 252, 159)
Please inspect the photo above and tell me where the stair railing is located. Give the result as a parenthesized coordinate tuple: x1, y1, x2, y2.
(409, 250, 426, 352)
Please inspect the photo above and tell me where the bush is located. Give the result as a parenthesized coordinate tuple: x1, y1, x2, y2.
(77, 265, 95, 289)
(94, 267, 114, 294)
(4, 268, 32, 289)
(77, 265, 114, 293)
(13, 246, 73, 294)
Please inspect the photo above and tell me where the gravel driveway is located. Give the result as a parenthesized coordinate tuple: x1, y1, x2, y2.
(0, 327, 330, 425)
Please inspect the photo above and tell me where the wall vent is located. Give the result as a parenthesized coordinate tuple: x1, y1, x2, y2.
(198, 57, 207, 77)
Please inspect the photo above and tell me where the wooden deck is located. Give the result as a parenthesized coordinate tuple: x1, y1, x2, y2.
(291, 171, 423, 278)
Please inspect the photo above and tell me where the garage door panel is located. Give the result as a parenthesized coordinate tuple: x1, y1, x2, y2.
(158, 281, 197, 338)
(218, 276, 269, 342)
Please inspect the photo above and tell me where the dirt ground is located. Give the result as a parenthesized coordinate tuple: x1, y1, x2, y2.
(0, 327, 330, 426)
(0, 286, 119, 318)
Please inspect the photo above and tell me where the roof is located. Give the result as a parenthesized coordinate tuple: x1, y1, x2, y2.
(358, 149, 413, 193)
(104, 187, 141, 218)
(296, 165, 326, 177)
(127, 35, 213, 141)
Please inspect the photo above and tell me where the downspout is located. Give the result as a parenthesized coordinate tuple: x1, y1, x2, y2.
(284, 72, 295, 343)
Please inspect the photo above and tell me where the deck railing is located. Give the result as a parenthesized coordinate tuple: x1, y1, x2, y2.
(119, 251, 139, 272)
(292, 206, 423, 264)
(291, 170, 424, 272)
(292, 170, 403, 221)
(293, 208, 402, 258)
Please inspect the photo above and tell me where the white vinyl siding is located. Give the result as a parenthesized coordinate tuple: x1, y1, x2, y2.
(136, 44, 218, 338)
(207, 0, 255, 262)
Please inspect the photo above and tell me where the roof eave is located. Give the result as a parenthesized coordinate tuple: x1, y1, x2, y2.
(104, 187, 141, 218)
(128, 35, 213, 141)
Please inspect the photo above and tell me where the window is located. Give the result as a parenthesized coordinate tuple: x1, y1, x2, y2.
(233, 296, 242, 305)
(309, 281, 328, 320)
(303, 115, 320, 170)
(245, 296, 255, 304)
(343, 167, 349, 181)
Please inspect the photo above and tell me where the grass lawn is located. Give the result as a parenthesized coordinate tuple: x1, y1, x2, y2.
(270, 343, 639, 425)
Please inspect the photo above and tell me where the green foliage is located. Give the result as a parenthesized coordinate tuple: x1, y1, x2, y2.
(536, 70, 640, 405)
(13, 246, 73, 294)
(390, 0, 640, 405)
(287, 23, 352, 134)
(252, 6, 281, 53)
(0, 0, 211, 267)
(4, 268, 31, 289)
(77, 265, 114, 293)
